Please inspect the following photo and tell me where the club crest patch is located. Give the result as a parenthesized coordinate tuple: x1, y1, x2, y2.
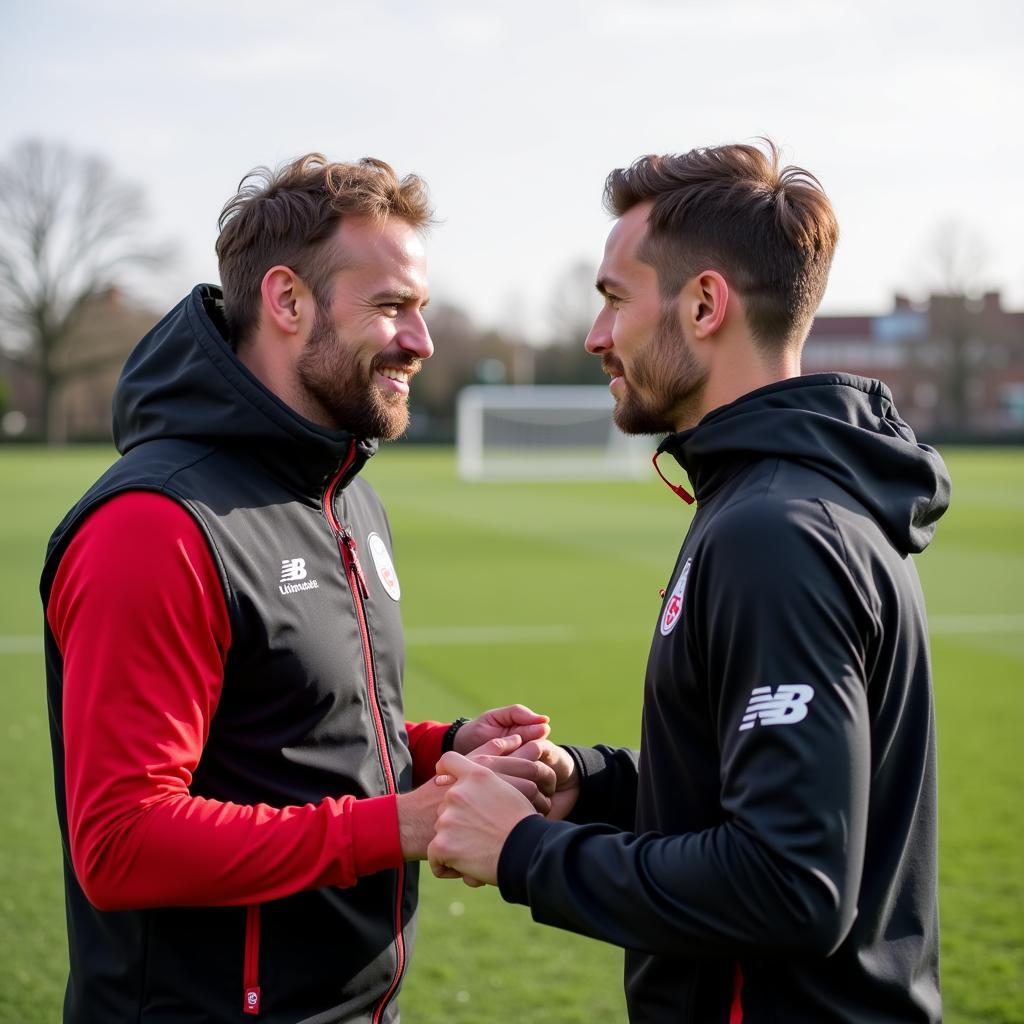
(660, 558, 692, 636)
(367, 532, 401, 601)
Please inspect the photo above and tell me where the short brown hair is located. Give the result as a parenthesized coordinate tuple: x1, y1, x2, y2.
(604, 140, 838, 349)
(216, 154, 433, 346)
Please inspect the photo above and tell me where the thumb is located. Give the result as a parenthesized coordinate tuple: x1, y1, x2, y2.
(434, 749, 478, 780)
(497, 704, 549, 726)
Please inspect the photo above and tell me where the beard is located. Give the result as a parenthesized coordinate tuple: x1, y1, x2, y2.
(606, 305, 708, 435)
(296, 305, 419, 441)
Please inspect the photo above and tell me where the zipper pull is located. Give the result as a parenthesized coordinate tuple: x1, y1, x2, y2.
(652, 450, 695, 505)
(244, 986, 261, 1015)
(340, 527, 371, 599)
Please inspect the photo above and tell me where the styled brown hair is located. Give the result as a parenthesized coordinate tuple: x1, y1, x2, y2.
(216, 154, 433, 346)
(604, 140, 838, 350)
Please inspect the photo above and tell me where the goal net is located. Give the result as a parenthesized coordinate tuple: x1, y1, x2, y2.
(456, 385, 653, 481)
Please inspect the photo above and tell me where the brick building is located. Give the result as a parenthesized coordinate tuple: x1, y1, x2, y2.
(804, 292, 1024, 434)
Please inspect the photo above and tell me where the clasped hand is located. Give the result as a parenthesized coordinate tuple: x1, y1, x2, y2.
(396, 705, 578, 885)
(431, 708, 579, 888)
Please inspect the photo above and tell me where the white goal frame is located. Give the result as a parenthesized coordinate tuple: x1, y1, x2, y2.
(456, 385, 653, 481)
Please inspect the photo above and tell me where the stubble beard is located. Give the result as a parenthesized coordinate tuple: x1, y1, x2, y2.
(609, 306, 708, 436)
(296, 305, 417, 442)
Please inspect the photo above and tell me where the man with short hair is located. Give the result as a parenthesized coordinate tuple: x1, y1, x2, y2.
(41, 153, 554, 1023)
(429, 141, 949, 1023)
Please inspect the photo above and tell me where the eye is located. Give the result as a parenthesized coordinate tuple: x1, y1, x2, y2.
(605, 292, 623, 309)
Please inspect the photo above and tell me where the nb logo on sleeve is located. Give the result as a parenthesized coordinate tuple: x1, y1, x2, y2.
(739, 684, 815, 731)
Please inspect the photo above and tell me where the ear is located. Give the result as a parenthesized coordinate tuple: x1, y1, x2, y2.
(679, 270, 730, 340)
(260, 265, 314, 336)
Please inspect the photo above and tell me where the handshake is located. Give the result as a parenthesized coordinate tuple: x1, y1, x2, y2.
(397, 704, 578, 888)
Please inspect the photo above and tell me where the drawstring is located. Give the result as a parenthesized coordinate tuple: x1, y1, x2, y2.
(652, 451, 694, 505)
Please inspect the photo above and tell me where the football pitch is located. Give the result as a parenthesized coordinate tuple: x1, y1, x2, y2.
(1, 445, 1021, 1023)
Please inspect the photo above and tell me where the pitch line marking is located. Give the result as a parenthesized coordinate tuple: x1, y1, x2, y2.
(405, 625, 577, 645)
(0, 625, 579, 654)
(3, 615, 1021, 654)
(929, 614, 1024, 634)
(0, 636, 43, 653)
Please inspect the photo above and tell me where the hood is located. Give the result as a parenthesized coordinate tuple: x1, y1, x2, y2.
(658, 373, 950, 555)
(112, 285, 376, 484)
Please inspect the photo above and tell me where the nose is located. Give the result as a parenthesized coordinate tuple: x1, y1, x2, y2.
(399, 311, 434, 360)
(584, 306, 612, 355)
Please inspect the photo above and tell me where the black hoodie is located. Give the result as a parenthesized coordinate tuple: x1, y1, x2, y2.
(498, 374, 949, 1023)
(41, 286, 428, 1023)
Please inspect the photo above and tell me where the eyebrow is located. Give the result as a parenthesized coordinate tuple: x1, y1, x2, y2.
(595, 275, 626, 297)
(370, 287, 429, 307)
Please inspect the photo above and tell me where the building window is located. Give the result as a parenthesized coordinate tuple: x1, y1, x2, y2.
(1000, 383, 1024, 425)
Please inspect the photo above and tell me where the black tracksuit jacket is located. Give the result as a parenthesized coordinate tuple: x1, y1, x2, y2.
(498, 374, 950, 1023)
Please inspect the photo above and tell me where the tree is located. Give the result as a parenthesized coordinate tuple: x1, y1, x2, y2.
(547, 258, 600, 347)
(536, 259, 606, 386)
(928, 218, 989, 297)
(0, 139, 169, 441)
(416, 301, 519, 437)
(921, 220, 990, 430)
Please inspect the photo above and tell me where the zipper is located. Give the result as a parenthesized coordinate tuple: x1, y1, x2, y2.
(243, 904, 261, 1015)
(323, 442, 406, 1023)
(339, 526, 370, 599)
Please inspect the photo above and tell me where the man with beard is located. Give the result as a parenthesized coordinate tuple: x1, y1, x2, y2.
(428, 141, 949, 1023)
(40, 154, 556, 1024)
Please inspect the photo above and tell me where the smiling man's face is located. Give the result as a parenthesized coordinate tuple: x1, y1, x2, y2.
(584, 200, 708, 435)
(296, 215, 433, 440)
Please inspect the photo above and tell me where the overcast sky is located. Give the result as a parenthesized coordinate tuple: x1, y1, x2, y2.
(2, 0, 1021, 340)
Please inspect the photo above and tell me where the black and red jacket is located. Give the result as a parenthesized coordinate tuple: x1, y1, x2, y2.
(498, 375, 950, 1023)
(40, 285, 447, 1023)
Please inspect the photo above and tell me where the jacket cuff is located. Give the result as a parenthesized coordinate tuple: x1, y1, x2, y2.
(407, 721, 450, 785)
(497, 814, 570, 907)
(561, 744, 613, 823)
(350, 795, 403, 877)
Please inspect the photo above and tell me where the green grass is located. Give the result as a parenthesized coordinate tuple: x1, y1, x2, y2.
(1, 445, 1021, 1023)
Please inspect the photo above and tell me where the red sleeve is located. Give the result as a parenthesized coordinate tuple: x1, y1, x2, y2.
(48, 491, 402, 912)
(405, 720, 449, 786)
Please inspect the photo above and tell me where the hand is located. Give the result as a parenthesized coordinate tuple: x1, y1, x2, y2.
(464, 734, 557, 814)
(397, 735, 553, 863)
(508, 739, 580, 821)
(428, 751, 537, 886)
(453, 705, 550, 755)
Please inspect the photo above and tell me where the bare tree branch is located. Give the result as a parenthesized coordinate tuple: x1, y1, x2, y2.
(547, 259, 600, 346)
(916, 219, 993, 430)
(0, 139, 171, 440)
(926, 219, 989, 298)
(54, 348, 133, 382)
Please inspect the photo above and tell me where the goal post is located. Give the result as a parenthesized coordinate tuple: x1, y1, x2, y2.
(456, 385, 653, 481)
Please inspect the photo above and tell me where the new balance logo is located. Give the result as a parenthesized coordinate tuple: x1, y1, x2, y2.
(739, 684, 814, 731)
(280, 558, 307, 582)
(279, 557, 319, 596)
